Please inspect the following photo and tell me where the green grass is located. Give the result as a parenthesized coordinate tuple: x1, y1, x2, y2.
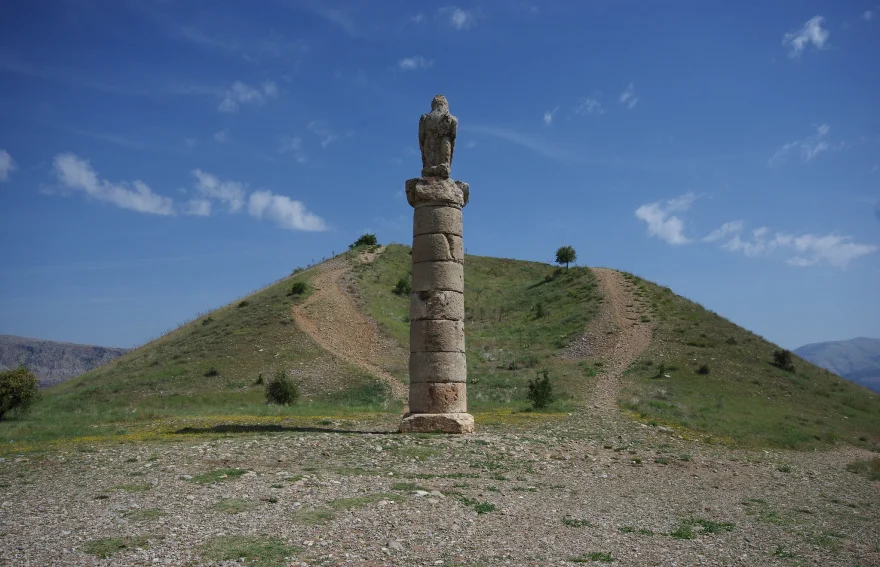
(212, 498, 257, 514)
(669, 517, 735, 539)
(327, 493, 398, 510)
(459, 496, 496, 514)
(0, 261, 391, 448)
(353, 244, 601, 410)
(571, 552, 614, 563)
(110, 483, 152, 493)
(84, 536, 150, 558)
(618, 272, 880, 449)
(200, 536, 297, 567)
(187, 468, 247, 484)
(845, 457, 880, 481)
(561, 516, 594, 528)
(291, 508, 335, 525)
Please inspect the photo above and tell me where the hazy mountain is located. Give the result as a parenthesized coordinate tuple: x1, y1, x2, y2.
(0, 335, 129, 388)
(794, 337, 880, 394)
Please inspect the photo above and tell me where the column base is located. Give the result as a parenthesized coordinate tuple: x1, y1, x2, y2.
(399, 412, 475, 434)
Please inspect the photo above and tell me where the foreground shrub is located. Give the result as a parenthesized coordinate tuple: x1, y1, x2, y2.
(393, 277, 411, 296)
(772, 349, 795, 372)
(350, 233, 378, 249)
(288, 282, 307, 296)
(527, 370, 554, 410)
(266, 371, 299, 405)
(0, 366, 40, 420)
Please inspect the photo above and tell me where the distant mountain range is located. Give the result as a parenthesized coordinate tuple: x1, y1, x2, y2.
(0, 335, 129, 388)
(794, 337, 880, 394)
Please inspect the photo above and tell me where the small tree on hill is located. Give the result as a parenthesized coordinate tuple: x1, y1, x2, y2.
(0, 366, 40, 420)
(266, 370, 300, 405)
(772, 349, 795, 372)
(350, 233, 378, 249)
(527, 369, 554, 410)
(393, 277, 411, 296)
(555, 245, 577, 269)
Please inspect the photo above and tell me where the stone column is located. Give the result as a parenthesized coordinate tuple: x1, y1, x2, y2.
(400, 95, 474, 434)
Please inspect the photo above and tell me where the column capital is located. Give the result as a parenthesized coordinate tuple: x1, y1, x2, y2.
(406, 177, 469, 208)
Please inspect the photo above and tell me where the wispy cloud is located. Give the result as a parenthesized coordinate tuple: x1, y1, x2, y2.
(248, 190, 326, 231)
(52, 153, 175, 215)
(619, 83, 638, 109)
(783, 16, 829, 57)
(409, 13, 426, 24)
(308, 121, 340, 148)
(722, 229, 877, 268)
(634, 193, 695, 245)
(213, 129, 230, 143)
(175, 25, 308, 61)
(465, 125, 576, 161)
(576, 97, 605, 115)
(864, 9, 876, 21)
(398, 56, 433, 70)
(0, 53, 152, 96)
(191, 169, 246, 212)
(218, 81, 278, 113)
(441, 6, 476, 29)
(543, 106, 559, 125)
(769, 123, 833, 164)
(0, 150, 16, 182)
(702, 220, 743, 242)
(279, 136, 307, 163)
(184, 199, 211, 217)
(312, 6, 356, 36)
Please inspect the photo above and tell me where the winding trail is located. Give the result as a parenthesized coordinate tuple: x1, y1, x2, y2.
(567, 268, 656, 413)
(291, 249, 408, 402)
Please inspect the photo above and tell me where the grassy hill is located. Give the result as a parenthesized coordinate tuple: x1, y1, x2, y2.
(2, 244, 878, 452)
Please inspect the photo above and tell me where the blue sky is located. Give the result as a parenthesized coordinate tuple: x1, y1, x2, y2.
(1, 1, 878, 350)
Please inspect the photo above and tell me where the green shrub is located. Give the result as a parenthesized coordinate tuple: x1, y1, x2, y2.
(204, 367, 219, 377)
(237, 300, 249, 308)
(772, 349, 795, 372)
(266, 371, 299, 405)
(392, 277, 411, 296)
(527, 370, 554, 410)
(534, 302, 546, 319)
(555, 245, 577, 268)
(350, 233, 378, 249)
(0, 366, 40, 420)
(696, 364, 710, 375)
(288, 282, 307, 296)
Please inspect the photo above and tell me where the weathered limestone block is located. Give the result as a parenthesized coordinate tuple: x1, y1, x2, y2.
(410, 290, 464, 321)
(409, 352, 467, 383)
(400, 412, 474, 434)
(412, 234, 464, 264)
(406, 177, 469, 208)
(413, 206, 463, 237)
(418, 95, 457, 179)
(408, 382, 468, 413)
(410, 320, 465, 353)
(412, 261, 463, 292)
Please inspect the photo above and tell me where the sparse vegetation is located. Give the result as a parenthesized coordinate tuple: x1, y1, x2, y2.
(200, 536, 296, 566)
(213, 498, 257, 514)
(561, 516, 594, 528)
(187, 468, 247, 485)
(85, 536, 150, 558)
(669, 517, 735, 539)
(350, 233, 378, 249)
(265, 370, 299, 406)
(0, 366, 40, 421)
(124, 508, 166, 521)
(845, 457, 880, 481)
(460, 496, 496, 514)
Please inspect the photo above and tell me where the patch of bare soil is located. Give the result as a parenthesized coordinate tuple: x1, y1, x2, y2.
(291, 248, 407, 402)
(565, 268, 655, 413)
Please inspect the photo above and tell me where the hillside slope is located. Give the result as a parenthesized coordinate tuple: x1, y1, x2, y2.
(0, 335, 128, 387)
(795, 337, 880, 393)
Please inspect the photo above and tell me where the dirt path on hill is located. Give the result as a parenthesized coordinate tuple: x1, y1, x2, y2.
(291, 248, 407, 402)
(566, 268, 655, 413)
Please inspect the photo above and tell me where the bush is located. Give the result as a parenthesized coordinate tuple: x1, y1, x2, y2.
(772, 349, 795, 372)
(527, 370, 554, 410)
(266, 371, 299, 405)
(350, 233, 378, 249)
(392, 277, 411, 296)
(288, 282, 307, 296)
(696, 364, 710, 375)
(534, 302, 546, 319)
(237, 300, 249, 308)
(204, 367, 219, 377)
(0, 366, 40, 420)
(555, 245, 577, 268)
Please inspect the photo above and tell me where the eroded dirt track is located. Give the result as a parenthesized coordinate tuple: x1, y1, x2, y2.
(290, 249, 407, 402)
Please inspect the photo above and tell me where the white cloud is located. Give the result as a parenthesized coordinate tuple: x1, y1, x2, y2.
(464, 140, 476, 149)
(783, 16, 829, 57)
(721, 229, 877, 268)
(191, 169, 246, 212)
(184, 199, 212, 216)
(441, 6, 475, 29)
(703, 220, 744, 242)
(398, 56, 433, 70)
(0, 150, 16, 182)
(213, 128, 230, 143)
(619, 83, 638, 109)
(864, 10, 875, 21)
(576, 97, 605, 115)
(410, 13, 426, 24)
(248, 190, 326, 231)
(543, 106, 558, 125)
(218, 81, 278, 113)
(769, 123, 832, 164)
(308, 121, 339, 148)
(52, 153, 175, 215)
(634, 192, 695, 245)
